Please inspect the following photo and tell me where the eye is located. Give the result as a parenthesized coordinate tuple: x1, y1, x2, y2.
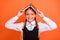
(31, 14, 33, 15)
(26, 13, 29, 15)
(31, 13, 34, 15)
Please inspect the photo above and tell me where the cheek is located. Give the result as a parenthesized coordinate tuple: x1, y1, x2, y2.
(32, 16, 35, 19)
(26, 15, 29, 20)
(26, 15, 29, 18)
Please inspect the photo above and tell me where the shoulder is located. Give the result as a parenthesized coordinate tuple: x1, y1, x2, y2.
(17, 22, 25, 29)
(37, 22, 45, 28)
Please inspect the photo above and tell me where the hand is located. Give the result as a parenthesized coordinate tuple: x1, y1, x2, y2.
(17, 5, 30, 17)
(37, 9, 45, 18)
(17, 10, 24, 17)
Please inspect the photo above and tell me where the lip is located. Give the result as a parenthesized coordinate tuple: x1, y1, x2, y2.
(28, 17, 33, 19)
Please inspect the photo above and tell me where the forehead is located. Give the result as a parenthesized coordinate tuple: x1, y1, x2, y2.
(26, 9, 35, 13)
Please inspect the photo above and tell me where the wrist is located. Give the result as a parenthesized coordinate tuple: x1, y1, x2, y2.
(41, 15, 45, 18)
(42, 16, 47, 19)
(16, 15, 20, 18)
(38, 14, 45, 18)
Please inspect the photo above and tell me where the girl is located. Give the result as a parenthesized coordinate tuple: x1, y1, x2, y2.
(5, 5, 57, 40)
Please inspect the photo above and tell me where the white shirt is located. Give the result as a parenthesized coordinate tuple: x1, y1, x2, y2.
(26, 21, 36, 31)
(5, 16, 57, 32)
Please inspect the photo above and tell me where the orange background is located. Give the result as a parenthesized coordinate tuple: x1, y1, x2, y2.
(0, 0, 60, 40)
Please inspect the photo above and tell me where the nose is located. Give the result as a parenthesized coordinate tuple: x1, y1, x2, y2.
(29, 14, 32, 17)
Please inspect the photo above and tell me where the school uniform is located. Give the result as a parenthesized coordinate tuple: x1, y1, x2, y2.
(23, 20, 39, 40)
(5, 16, 57, 40)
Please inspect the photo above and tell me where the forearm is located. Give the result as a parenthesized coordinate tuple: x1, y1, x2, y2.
(6, 16, 19, 24)
(43, 16, 57, 29)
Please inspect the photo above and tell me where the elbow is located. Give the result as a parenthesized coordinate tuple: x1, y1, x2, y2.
(54, 24, 57, 29)
(51, 23, 57, 30)
(5, 23, 12, 29)
(5, 23, 8, 28)
(5, 22, 9, 28)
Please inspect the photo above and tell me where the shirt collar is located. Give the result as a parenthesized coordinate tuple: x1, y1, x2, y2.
(26, 20, 36, 25)
(26, 20, 36, 31)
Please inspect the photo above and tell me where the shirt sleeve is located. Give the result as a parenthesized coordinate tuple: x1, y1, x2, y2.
(38, 16, 57, 32)
(5, 16, 24, 32)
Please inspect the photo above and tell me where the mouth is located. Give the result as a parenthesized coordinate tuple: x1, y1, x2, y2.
(28, 17, 33, 20)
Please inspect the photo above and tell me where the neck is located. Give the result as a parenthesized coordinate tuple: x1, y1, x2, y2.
(27, 20, 35, 23)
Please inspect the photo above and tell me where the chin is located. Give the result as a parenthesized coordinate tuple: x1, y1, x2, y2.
(28, 20, 34, 22)
(27, 19, 35, 22)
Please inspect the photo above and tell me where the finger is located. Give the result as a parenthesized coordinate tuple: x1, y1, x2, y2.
(37, 9, 43, 14)
(18, 11, 23, 15)
(18, 11, 22, 14)
(37, 9, 40, 14)
(37, 9, 41, 12)
(20, 10, 23, 13)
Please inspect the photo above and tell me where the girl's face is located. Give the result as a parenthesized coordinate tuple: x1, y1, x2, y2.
(25, 9, 36, 22)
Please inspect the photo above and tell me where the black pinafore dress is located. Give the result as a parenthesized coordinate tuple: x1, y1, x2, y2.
(22, 26, 39, 40)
